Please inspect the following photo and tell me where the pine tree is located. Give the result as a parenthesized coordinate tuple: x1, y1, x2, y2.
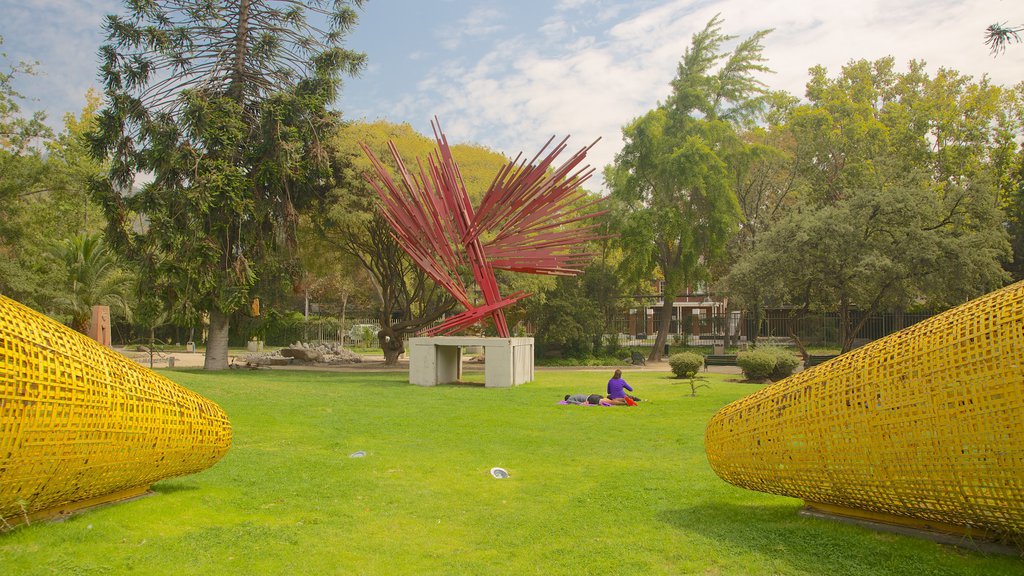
(89, 0, 366, 369)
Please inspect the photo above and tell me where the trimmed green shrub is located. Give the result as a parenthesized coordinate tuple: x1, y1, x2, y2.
(736, 348, 800, 381)
(736, 350, 776, 380)
(767, 348, 800, 380)
(669, 352, 704, 378)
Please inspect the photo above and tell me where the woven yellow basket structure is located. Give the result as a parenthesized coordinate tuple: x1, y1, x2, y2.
(0, 294, 231, 526)
(705, 281, 1024, 541)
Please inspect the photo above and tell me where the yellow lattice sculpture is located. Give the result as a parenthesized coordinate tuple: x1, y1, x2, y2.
(706, 281, 1024, 542)
(0, 294, 231, 526)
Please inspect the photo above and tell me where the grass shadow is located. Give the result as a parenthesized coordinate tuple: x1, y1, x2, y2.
(150, 480, 200, 495)
(657, 501, 1004, 574)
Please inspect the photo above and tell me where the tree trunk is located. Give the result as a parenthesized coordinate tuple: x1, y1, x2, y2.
(649, 303, 673, 362)
(303, 289, 310, 341)
(205, 308, 230, 371)
(723, 303, 734, 348)
(838, 299, 851, 353)
(788, 326, 809, 361)
(340, 293, 348, 344)
(72, 312, 90, 334)
(378, 324, 405, 366)
(750, 302, 762, 345)
(374, 301, 455, 365)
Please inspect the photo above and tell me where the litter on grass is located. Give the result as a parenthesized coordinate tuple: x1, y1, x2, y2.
(490, 467, 509, 479)
(349, 451, 366, 458)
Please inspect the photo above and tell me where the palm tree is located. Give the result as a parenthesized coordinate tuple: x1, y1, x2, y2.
(51, 233, 133, 333)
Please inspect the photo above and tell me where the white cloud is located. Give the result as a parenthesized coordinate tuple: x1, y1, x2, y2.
(3, 0, 120, 124)
(555, 0, 593, 10)
(539, 16, 573, 40)
(402, 2, 708, 185)
(387, 0, 1023, 191)
(4, 0, 1022, 191)
(720, 0, 1024, 98)
(438, 5, 508, 51)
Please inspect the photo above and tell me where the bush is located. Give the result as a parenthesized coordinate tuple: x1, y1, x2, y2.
(669, 352, 704, 378)
(535, 355, 624, 367)
(736, 350, 776, 380)
(601, 334, 622, 356)
(736, 348, 800, 381)
(767, 348, 799, 380)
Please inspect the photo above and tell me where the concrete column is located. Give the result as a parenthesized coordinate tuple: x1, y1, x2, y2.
(409, 339, 438, 386)
(436, 345, 462, 384)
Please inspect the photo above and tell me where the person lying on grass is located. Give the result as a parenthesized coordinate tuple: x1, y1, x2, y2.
(564, 393, 606, 405)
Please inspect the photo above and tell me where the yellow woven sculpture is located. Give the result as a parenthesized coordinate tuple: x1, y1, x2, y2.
(0, 294, 231, 526)
(706, 281, 1024, 542)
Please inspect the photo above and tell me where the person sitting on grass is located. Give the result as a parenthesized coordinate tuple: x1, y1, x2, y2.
(605, 369, 634, 405)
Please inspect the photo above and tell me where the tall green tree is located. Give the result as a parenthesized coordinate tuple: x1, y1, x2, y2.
(89, 0, 367, 369)
(0, 35, 55, 308)
(606, 16, 771, 361)
(0, 36, 50, 153)
(296, 214, 374, 330)
(716, 91, 801, 345)
(19, 93, 113, 315)
(724, 59, 1016, 352)
(43, 89, 107, 237)
(528, 273, 603, 359)
(728, 91, 801, 252)
(1002, 147, 1024, 282)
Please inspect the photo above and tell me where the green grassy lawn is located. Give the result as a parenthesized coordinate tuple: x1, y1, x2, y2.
(1, 369, 1020, 575)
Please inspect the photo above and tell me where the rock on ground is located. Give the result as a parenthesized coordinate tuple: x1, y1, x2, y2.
(272, 342, 363, 365)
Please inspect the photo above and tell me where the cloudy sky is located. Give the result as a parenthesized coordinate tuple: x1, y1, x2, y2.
(2, 0, 1022, 184)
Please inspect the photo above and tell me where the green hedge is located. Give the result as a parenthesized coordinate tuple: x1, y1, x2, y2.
(536, 355, 629, 367)
(668, 352, 704, 378)
(736, 350, 775, 380)
(770, 349, 800, 380)
(736, 347, 799, 381)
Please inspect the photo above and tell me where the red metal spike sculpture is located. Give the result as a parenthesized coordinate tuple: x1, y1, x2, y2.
(360, 118, 607, 338)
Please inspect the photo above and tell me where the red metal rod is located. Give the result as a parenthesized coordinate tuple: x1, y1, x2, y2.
(360, 120, 609, 337)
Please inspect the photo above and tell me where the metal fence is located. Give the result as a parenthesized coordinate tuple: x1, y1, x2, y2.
(232, 317, 379, 347)
(590, 309, 936, 350)
(753, 310, 935, 347)
(231, 309, 936, 351)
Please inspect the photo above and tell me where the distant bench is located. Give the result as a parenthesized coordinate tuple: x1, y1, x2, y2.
(704, 354, 737, 370)
(804, 354, 839, 368)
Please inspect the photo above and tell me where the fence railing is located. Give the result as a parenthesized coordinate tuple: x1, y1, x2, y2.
(596, 310, 936, 350)
(236, 318, 382, 348)
(229, 309, 937, 351)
